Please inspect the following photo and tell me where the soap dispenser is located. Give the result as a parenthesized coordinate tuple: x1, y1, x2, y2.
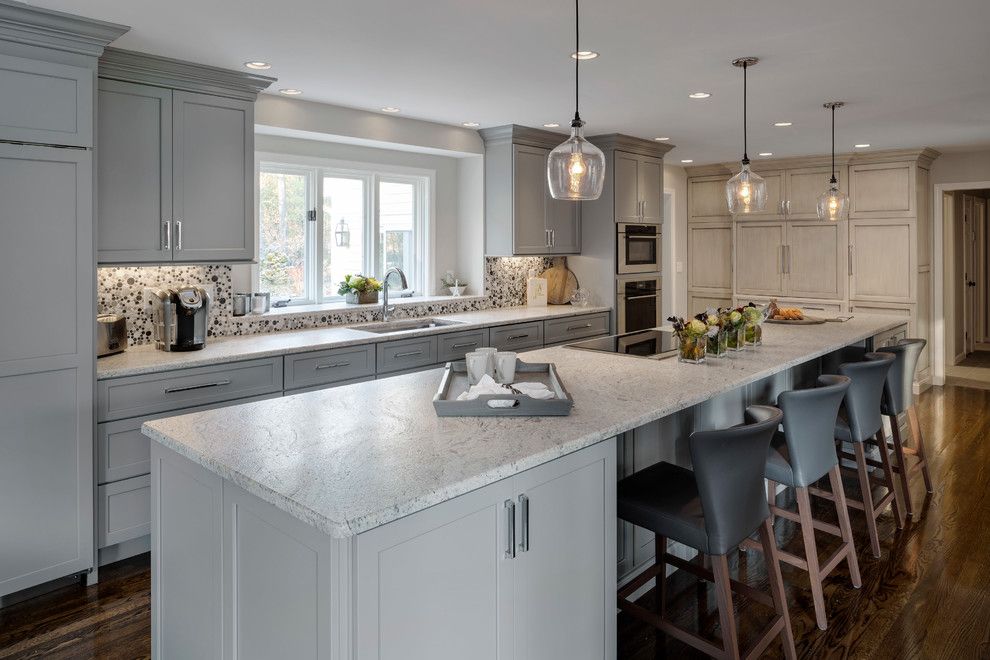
(526, 268, 548, 307)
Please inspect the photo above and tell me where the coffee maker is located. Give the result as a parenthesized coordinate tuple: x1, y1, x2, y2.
(147, 286, 211, 351)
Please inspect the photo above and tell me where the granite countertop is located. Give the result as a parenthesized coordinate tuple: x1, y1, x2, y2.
(97, 304, 611, 380)
(142, 315, 905, 538)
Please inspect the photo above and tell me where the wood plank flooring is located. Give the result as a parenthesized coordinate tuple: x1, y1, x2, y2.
(1, 385, 989, 659)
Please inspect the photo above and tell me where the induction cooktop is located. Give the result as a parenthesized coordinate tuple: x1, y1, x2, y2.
(566, 328, 678, 360)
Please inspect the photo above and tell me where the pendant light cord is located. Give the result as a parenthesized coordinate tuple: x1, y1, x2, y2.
(572, 0, 582, 126)
(742, 61, 749, 164)
(830, 103, 837, 183)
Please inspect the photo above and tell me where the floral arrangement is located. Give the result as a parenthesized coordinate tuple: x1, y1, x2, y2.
(337, 274, 383, 296)
(440, 270, 467, 289)
(667, 315, 708, 339)
(667, 315, 709, 363)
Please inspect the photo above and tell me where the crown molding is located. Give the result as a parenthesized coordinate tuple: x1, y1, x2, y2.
(478, 124, 567, 149)
(587, 133, 676, 159)
(0, 0, 128, 57)
(100, 47, 276, 101)
(684, 147, 942, 178)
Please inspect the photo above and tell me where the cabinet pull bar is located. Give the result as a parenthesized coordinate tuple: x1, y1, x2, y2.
(624, 294, 661, 301)
(162, 219, 171, 251)
(175, 219, 183, 251)
(567, 323, 593, 331)
(394, 350, 423, 358)
(451, 341, 479, 349)
(163, 379, 231, 394)
(848, 245, 854, 276)
(786, 245, 791, 274)
(518, 494, 529, 552)
(550, 229, 556, 247)
(315, 361, 351, 370)
(504, 500, 516, 559)
(507, 334, 529, 340)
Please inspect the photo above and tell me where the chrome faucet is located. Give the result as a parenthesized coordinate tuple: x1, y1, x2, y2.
(381, 267, 408, 321)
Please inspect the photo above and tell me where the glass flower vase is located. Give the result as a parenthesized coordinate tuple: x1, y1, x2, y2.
(745, 322, 762, 347)
(678, 335, 707, 364)
(727, 326, 745, 352)
(707, 329, 728, 358)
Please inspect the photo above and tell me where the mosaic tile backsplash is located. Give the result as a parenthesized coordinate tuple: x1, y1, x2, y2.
(98, 257, 556, 346)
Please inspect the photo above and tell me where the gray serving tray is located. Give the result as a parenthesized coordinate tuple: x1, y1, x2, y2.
(433, 359, 574, 417)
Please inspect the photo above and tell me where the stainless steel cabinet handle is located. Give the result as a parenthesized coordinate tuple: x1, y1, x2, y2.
(785, 245, 791, 274)
(504, 500, 516, 559)
(624, 294, 661, 301)
(545, 229, 552, 248)
(567, 323, 593, 331)
(642, 200, 647, 217)
(163, 379, 231, 394)
(518, 494, 529, 553)
(848, 245, 854, 276)
(394, 350, 423, 358)
(780, 245, 785, 274)
(550, 229, 556, 247)
(175, 219, 183, 250)
(315, 361, 350, 370)
(162, 219, 171, 251)
(507, 333, 529, 340)
(451, 341, 479, 349)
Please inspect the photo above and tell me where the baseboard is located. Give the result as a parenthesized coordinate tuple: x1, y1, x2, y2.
(954, 351, 966, 365)
(98, 535, 150, 567)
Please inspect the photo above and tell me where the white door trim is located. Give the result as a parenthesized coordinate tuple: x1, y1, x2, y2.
(932, 180, 990, 385)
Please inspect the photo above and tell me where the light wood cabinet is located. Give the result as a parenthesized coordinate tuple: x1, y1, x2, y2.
(849, 161, 915, 218)
(848, 218, 916, 302)
(786, 220, 846, 300)
(743, 169, 784, 218)
(784, 165, 846, 220)
(688, 175, 730, 222)
(687, 223, 732, 292)
(735, 222, 786, 296)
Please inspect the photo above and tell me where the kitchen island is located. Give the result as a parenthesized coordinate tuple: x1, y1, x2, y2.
(143, 315, 908, 659)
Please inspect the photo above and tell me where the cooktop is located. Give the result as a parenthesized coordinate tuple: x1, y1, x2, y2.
(566, 328, 678, 359)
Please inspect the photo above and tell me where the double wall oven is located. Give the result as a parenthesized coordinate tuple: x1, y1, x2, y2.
(617, 222, 662, 274)
(616, 218, 662, 333)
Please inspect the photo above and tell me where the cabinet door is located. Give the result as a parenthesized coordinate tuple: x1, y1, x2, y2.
(97, 79, 173, 263)
(849, 219, 916, 301)
(614, 153, 641, 222)
(688, 292, 733, 315)
(172, 91, 254, 262)
(0, 53, 93, 147)
(785, 166, 844, 220)
(849, 162, 915, 219)
(746, 170, 784, 218)
(786, 221, 846, 300)
(687, 223, 732, 292)
(512, 145, 551, 254)
(688, 175, 730, 222)
(734, 222, 785, 296)
(639, 156, 663, 224)
(510, 439, 615, 660)
(547, 195, 580, 254)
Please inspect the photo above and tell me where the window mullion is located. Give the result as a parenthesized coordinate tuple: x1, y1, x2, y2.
(312, 170, 323, 304)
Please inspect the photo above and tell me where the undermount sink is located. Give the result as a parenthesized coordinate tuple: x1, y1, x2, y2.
(354, 318, 465, 335)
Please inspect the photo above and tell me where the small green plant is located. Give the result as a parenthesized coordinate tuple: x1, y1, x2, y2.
(440, 270, 467, 288)
(337, 274, 383, 296)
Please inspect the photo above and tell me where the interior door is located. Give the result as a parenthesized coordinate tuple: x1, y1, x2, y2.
(963, 195, 977, 354)
(975, 198, 988, 346)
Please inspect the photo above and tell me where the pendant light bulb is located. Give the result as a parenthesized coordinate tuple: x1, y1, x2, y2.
(548, 0, 605, 201)
(817, 102, 849, 222)
(726, 57, 767, 216)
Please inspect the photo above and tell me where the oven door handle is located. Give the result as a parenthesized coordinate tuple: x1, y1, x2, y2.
(623, 293, 661, 301)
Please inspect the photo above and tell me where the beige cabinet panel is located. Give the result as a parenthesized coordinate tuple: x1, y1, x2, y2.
(849, 162, 915, 218)
(849, 219, 916, 302)
(688, 176, 730, 221)
(786, 221, 846, 300)
(744, 170, 784, 218)
(785, 166, 846, 220)
(735, 222, 785, 296)
(737, 296, 844, 316)
(688, 292, 732, 315)
(917, 167, 931, 267)
(687, 223, 732, 292)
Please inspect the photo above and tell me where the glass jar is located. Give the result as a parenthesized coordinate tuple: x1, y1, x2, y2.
(678, 335, 707, 364)
(726, 325, 745, 351)
(745, 322, 762, 347)
(707, 329, 728, 358)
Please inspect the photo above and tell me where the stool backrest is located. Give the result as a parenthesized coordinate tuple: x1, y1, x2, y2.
(838, 352, 895, 442)
(690, 405, 783, 555)
(778, 375, 851, 487)
(878, 339, 927, 415)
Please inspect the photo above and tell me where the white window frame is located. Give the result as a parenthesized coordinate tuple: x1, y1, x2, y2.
(255, 152, 434, 306)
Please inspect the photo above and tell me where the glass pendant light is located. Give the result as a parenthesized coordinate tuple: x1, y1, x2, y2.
(817, 102, 850, 222)
(725, 57, 768, 216)
(547, 0, 605, 200)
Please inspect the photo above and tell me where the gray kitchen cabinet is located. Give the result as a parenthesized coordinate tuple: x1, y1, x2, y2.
(377, 336, 439, 374)
(437, 328, 490, 363)
(612, 151, 663, 224)
(543, 312, 609, 344)
(0, 52, 94, 147)
(284, 344, 376, 392)
(490, 321, 544, 351)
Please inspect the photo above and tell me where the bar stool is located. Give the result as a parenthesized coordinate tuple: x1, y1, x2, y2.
(741, 375, 861, 631)
(813, 352, 903, 558)
(616, 406, 796, 660)
(877, 339, 934, 517)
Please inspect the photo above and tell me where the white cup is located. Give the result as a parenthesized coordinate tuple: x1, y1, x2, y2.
(465, 351, 490, 385)
(495, 352, 518, 384)
(475, 347, 497, 375)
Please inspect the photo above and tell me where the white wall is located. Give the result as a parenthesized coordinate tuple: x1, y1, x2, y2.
(932, 149, 990, 184)
(456, 156, 485, 294)
(663, 164, 688, 319)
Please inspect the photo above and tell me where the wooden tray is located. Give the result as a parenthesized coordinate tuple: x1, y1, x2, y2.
(433, 359, 574, 417)
(765, 316, 827, 325)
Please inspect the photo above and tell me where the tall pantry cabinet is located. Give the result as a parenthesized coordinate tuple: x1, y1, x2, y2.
(0, 2, 127, 597)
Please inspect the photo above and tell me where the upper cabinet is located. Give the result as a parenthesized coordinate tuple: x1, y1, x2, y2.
(849, 161, 915, 218)
(614, 152, 663, 224)
(0, 53, 93, 147)
(481, 125, 581, 256)
(96, 48, 274, 264)
(688, 175, 731, 222)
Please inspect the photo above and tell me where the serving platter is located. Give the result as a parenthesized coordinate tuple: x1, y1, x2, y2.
(765, 316, 827, 325)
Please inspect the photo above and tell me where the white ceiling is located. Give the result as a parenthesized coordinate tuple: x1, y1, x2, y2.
(29, 0, 990, 165)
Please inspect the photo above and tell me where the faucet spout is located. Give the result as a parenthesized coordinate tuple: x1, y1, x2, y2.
(381, 267, 409, 321)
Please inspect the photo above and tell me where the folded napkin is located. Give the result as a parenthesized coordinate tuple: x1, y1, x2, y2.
(510, 381, 556, 400)
(455, 374, 556, 403)
(456, 374, 510, 402)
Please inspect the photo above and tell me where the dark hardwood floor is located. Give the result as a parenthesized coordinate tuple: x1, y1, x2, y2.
(2, 385, 989, 659)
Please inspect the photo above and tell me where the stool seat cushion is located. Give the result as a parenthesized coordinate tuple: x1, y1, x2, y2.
(764, 431, 796, 486)
(617, 461, 710, 554)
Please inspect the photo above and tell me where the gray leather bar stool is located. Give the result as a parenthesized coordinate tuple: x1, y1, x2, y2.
(741, 375, 861, 631)
(878, 339, 934, 517)
(811, 352, 904, 558)
(616, 406, 796, 660)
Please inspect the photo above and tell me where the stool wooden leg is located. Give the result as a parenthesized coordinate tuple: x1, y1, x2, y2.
(759, 518, 797, 660)
(796, 486, 827, 630)
(656, 535, 667, 621)
(711, 554, 740, 660)
(829, 465, 862, 589)
(877, 430, 905, 529)
(767, 479, 778, 523)
(908, 405, 934, 494)
(889, 419, 914, 519)
(854, 442, 882, 558)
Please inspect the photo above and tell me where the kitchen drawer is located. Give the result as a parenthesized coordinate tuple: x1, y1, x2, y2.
(97, 357, 283, 422)
(437, 328, 490, 363)
(288, 375, 375, 394)
(376, 364, 442, 379)
(376, 336, 438, 375)
(544, 313, 610, 344)
(489, 321, 544, 351)
(98, 474, 151, 548)
(97, 393, 280, 484)
(284, 344, 375, 392)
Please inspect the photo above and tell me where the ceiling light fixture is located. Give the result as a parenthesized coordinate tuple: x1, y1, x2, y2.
(279, 88, 303, 95)
(725, 57, 768, 216)
(547, 0, 605, 200)
(571, 50, 599, 60)
(689, 92, 711, 99)
(681, 159, 694, 164)
(759, 152, 773, 157)
(244, 61, 271, 70)
(543, 123, 561, 128)
(774, 122, 793, 127)
(818, 101, 849, 222)
(462, 122, 480, 128)
(855, 143, 871, 148)
(654, 137, 670, 141)
(381, 106, 400, 113)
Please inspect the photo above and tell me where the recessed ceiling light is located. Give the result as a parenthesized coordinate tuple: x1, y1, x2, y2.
(381, 106, 400, 113)
(759, 152, 773, 156)
(462, 122, 480, 128)
(654, 137, 670, 141)
(680, 159, 694, 164)
(543, 122, 560, 128)
(571, 51, 599, 60)
(855, 143, 871, 148)
(774, 122, 793, 127)
(244, 61, 271, 70)
(688, 92, 711, 99)
(279, 88, 303, 95)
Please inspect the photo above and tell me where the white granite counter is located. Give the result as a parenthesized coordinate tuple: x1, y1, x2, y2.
(142, 315, 904, 538)
(97, 304, 610, 380)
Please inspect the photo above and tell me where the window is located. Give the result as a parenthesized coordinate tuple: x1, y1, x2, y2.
(258, 159, 429, 304)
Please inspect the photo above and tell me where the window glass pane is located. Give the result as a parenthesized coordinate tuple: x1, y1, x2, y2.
(323, 176, 366, 298)
(378, 180, 416, 287)
(259, 170, 308, 299)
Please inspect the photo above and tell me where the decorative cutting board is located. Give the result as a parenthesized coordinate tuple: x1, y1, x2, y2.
(541, 257, 579, 305)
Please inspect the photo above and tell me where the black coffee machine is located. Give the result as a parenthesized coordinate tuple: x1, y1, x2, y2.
(148, 286, 210, 351)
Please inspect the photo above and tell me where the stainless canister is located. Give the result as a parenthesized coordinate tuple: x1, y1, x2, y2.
(252, 292, 271, 314)
(233, 292, 252, 316)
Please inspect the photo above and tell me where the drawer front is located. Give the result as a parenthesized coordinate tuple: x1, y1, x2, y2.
(490, 321, 544, 351)
(544, 313, 610, 344)
(96, 392, 280, 484)
(437, 328, 490, 363)
(97, 357, 283, 422)
(376, 336, 438, 374)
(98, 474, 151, 548)
(288, 375, 375, 394)
(376, 364, 441, 379)
(284, 345, 375, 391)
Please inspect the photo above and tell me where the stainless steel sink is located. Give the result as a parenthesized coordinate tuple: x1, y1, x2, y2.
(353, 318, 465, 335)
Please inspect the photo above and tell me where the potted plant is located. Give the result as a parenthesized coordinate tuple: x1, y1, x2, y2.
(741, 302, 767, 346)
(703, 309, 729, 358)
(723, 308, 746, 351)
(440, 271, 467, 297)
(667, 315, 708, 364)
(338, 274, 383, 304)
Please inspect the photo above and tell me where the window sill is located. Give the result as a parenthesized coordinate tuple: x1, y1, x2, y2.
(252, 294, 487, 319)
